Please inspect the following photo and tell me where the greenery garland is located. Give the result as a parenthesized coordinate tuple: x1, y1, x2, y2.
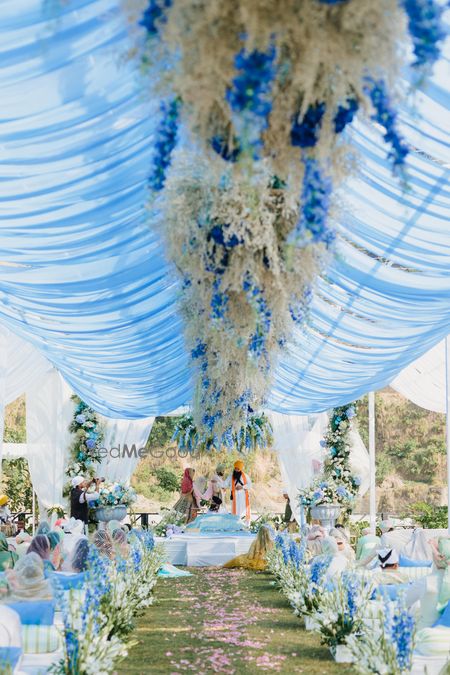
(65, 395, 104, 489)
(172, 411, 273, 453)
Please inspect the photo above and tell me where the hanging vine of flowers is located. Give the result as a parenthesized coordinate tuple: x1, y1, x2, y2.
(129, 0, 445, 440)
(172, 410, 273, 453)
(65, 395, 104, 489)
(300, 403, 361, 516)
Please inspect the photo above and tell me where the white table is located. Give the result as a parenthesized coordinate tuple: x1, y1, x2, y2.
(155, 533, 256, 567)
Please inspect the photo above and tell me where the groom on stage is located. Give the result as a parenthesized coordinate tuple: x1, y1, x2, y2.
(225, 460, 252, 525)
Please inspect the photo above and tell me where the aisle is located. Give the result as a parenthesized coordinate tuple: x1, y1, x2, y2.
(122, 568, 353, 674)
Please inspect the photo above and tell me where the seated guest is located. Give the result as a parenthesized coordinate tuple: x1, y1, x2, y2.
(70, 538, 90, 573)
(112, 528, 129, 559)
(14, 531, 32, 558)
(93, 529, 114, 560)
(27, 535, 55, 571)
(47, 531, 62, 570)
(223, 525, 274, 571)
(401, 527, 434, 562)
(0, 495, 12, 524)
(374, 547, 408, 584)
(307, 525, 327, 556)
(5, 553, 53, 601)
(380, 519, 412, 553)
(329, 527, 355, 563)
(321, 536, 350, 582)
(36, 521, 51, 536)
(0, 533, 18, 571)
(356, 527, 380, 560)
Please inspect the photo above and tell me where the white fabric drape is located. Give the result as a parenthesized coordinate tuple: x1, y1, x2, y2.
(0, 327, 7, 468)
(26, 369, 73, 511)
(97, 416, 155, 483)
(268, 412, 370, 520)
(391, 339, 446, 413)
(268, 412, 329, 520)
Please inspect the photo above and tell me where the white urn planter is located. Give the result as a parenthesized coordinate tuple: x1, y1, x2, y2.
(310, 503, 341, 531)
(331, 645, 354, 663)
(94, 505, 127, 524)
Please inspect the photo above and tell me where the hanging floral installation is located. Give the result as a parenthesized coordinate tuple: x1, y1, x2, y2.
(172, 409, 273, 453)
(300, 403, 361, 516)
(129, 0, 445, 441)
(65, 395, 104, 491)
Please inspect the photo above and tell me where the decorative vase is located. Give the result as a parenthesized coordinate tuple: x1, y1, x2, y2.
(310, 504, 341, 531)
(94, 505, 127, 523)
(304, 616, 318, 631)
(331, 645, 354, 663)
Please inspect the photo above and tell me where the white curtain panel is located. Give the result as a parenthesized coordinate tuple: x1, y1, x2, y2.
(268, 411, 329, 520)
(391, 338, 446, 413)
(96, 416, 155, 483)
(268, 411, 370, 520)
(26, 369, 73, 511)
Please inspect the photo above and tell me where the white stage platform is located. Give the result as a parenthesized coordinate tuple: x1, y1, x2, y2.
(155, 533, 256, 567)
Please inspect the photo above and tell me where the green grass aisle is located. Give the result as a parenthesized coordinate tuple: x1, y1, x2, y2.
(122, 568, 354, 674)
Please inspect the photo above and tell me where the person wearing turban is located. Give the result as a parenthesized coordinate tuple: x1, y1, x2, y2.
(224, 460, 252, 524)
(0, 495, 12, 525)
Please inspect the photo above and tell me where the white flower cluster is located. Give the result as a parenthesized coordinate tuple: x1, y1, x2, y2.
(52, 540, 164, 675)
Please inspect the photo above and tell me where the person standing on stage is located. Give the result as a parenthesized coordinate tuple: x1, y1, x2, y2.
(225, 460, 252, 525)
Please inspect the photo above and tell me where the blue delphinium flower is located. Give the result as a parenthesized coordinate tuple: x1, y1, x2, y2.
(401, 0, 445, 67)
(291, 158, 334, 246)
(309, 556, 331, 585)
(334, 98, 359, 133)
(148, 97, 180, 192)
(342, 572, 359, 620)
(227, 45, 276, 152)
(140, 0, 172, 37)
(191, 341, 207, 360)
(364, 78, 409, 173)
(211, 135, 241, 162)
(387, 597, 416, 671)
(291, 103, 326, 148)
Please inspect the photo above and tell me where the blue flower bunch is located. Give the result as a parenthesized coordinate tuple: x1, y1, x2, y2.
(133, 529, 155, 551)
(148, 97, 180, 192)
(275, 532, 290, 565)
(364, 79, 409, 173)
(291, 158, 334, 247)
(243, 273, 272, 360)
(402, 0, 446, 67)
(288, 538, 307, 570)
(342, 572, 360, 621)
(334, 98, 359, 133)
(140, 0, 172, 37)
(309, 555, 331, 585)
(226, 45, 276, 153)
(291, 103, 325, 148)
(385, 596, 416, 671)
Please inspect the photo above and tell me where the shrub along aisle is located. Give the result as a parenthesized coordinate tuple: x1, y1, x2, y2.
(123, 569, 352, 675)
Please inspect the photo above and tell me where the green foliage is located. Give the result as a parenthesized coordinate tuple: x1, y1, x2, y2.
(154, 467, 180, 493)
(407, 501, 448, 529)
(1, 458, 33, 512)
(3, 397, 26, 443)
(147, 417, 180, 449)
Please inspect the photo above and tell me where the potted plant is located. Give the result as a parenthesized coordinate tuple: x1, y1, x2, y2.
(300, 478, 354, 529)
(94, 482, 137, 523)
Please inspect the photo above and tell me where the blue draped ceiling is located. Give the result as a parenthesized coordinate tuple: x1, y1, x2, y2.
(0, 0, 449, 417)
